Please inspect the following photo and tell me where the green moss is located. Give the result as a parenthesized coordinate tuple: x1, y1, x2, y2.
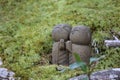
(33, 65, 82, 80)
(95, 48, 120, 70)
(0, 0, 120, 79)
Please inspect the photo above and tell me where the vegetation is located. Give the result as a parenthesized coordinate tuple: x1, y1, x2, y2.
(0, 0, 120, 80)
(69, 53, 105, 80)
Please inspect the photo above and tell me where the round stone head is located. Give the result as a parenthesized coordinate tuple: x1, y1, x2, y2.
(70, 25, 91, 45)
(52, 24, 72, 42)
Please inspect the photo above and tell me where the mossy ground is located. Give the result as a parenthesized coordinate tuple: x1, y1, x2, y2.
(0, 0, 120, 80)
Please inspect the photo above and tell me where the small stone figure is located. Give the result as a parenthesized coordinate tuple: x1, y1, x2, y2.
(52, 24, 72, 65)
(67, 26, 92, 65)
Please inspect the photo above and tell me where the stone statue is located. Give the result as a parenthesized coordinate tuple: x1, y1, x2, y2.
(67, 26, 92, 65)
(52, 24, 72, 65)
(52, 24, 91, 65)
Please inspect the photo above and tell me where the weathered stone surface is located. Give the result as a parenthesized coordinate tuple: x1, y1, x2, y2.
(69, 68, 120, 80)
(52, 24, 72, 42)
(52, 42, 59, 64)
(0, 58, 15, 80)
(70, 26, 91, 45)
(52, 24, 72, 65)
(66, 41, 72, 53)
(72, 44, 91, 65)
(52, 39, 69, 65)
(66, 41, 91, 65)
(105, 40, 120, 47)
(69, 75, 88, 80)
(66, 41, 73, 64)
(0, 68, 14, 78)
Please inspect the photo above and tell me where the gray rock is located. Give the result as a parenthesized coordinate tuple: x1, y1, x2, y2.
(69, 68, 120, 80)
(0, 68, 15, 80)
(0, 68, 8, 78)
(0, 58, 15, 80)
(69, 75, 88, 80)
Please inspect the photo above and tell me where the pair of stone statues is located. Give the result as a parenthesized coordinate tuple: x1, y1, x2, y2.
(52, 24, 91, 66)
